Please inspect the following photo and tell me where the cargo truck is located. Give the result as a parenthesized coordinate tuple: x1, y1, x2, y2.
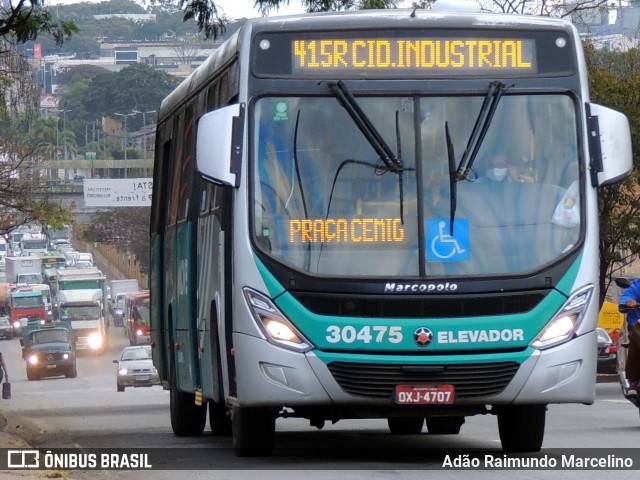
(7, 286, 46, 335)
(5, 256, 43, 284)
(55, 268, 108, 353)
(108, 279, 139, 326)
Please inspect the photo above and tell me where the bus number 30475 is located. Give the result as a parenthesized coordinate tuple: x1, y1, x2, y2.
(325, 325, 403, 344)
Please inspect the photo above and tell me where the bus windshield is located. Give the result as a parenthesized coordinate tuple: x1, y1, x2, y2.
(252, 94, 580, 277)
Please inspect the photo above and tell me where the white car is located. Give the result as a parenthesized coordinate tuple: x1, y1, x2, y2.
(113, 345, 160, 392)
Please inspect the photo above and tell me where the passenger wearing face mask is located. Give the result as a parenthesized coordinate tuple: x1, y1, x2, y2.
(481, 153, 522, 182)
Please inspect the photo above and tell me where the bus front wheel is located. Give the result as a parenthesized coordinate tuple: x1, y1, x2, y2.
(232, 405, 275, 456)
(496, 404, 546, 452)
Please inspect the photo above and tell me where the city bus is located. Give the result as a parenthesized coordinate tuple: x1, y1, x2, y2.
(150, 9, 633, 456)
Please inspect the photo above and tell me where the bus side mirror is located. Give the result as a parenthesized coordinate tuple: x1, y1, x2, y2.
(587, 103, 633, 187)
(196, 103, 245, 188)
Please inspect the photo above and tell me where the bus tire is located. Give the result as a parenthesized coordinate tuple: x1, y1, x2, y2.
(209, 401, 231, 436)
(497, 404, 545, 452)
(232, 405, 275, 456)
(169, 362, 206, 437)
(387, 417, 424, 434)
(426, 416, 464, 435)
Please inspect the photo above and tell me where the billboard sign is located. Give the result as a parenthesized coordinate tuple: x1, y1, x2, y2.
(84, 179, 152, 207)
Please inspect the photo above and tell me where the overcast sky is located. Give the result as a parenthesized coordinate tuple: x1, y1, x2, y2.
(215, 1, 418, 20)
(50, 0, 415, 20)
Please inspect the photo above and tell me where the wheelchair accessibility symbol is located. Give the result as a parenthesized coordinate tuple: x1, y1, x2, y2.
(426, 219, 470, 262)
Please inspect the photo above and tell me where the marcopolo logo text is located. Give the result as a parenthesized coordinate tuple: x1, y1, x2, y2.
(384, 282, 458, 293)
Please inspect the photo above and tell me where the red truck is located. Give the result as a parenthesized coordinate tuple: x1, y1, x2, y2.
(7, 286, 46, 333)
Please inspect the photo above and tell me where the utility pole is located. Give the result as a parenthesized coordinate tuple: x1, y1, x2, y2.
(114, 112, 135, 178)
(132, 110, 156, 161)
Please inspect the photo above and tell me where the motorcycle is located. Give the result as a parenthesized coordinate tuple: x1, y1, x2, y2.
(613, 277, 640, 415)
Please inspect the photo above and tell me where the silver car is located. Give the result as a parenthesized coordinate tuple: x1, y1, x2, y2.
(113, 345, 160, 392)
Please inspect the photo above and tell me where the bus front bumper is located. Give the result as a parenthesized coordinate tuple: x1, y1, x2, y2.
(233, 329, 596, 408)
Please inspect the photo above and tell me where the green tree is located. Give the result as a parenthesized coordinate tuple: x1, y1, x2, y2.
(475, 0, 610, 17)
(255, 0, 398, 14)
(75, 63, 179, 120)
(0, 114, 74, 235)
(85, 208, 151, 273)
(0, 0, 77, 45)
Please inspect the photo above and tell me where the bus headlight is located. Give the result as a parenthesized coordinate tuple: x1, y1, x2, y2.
(88, 332, 103, 350)
(531, 284, 594, 350)
(243, 288, 313, 352)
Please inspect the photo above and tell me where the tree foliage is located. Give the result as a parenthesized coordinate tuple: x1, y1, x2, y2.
(0, 0, 78, 45)
(84, 208, 150, 273)
(57, 63, 180, 152)
(470, 0, 610, 17)
(0, 39, 37, 122)
(255, 0, 399, 14)
(0, 40, 74, 234)
(0, 119, 74, 236)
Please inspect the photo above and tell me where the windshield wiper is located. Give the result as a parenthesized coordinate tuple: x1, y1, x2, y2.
(327, 80, 403, 173)
(454, 80, 506, 181)
(445, 122, 457, 236)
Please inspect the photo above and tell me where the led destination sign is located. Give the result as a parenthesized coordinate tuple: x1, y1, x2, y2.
(292, 38, 536, 75)
(289, 218, 405, 244)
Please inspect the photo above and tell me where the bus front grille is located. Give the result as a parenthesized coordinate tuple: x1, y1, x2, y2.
(290, 292, 545, 318)
(327, 361, 520, 399)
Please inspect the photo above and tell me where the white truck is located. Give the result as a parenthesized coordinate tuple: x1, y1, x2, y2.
(108, 279, 139, 326)
(5, 257, 43, 284)
(55, 268, 108, 354)
(19, 233, 49, 257)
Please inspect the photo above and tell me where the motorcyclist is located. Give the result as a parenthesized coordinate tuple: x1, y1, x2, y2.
(618, 278, 640, 398)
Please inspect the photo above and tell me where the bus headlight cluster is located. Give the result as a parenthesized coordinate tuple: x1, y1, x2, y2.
(531, 284, 594, 350)
(243, 288, 313, 352)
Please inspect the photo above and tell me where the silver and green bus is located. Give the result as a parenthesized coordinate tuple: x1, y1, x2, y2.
(150, 9, 632, 456)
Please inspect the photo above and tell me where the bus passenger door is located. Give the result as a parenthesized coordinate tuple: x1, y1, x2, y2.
(196, 181, 229, 404)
